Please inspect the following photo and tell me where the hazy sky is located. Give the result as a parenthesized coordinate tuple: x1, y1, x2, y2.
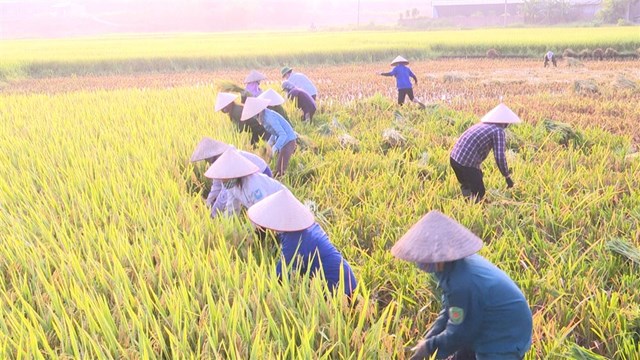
(1, 0, 433, 38)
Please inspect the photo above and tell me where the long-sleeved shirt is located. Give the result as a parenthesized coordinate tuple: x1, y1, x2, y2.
(212, 172, 284, 217)
(381, 64, 417, 90)
(423, 254, 532, 359)
(209, 152, 272, 216)
(262, 108, 297, 152)
(286, 88, 316, 116)
(288, 72, 318, 97)
(450, 123, 510, 177)
(268, 105, 290, 125)
(245, 82, 262, 97)
(227, 103, 267, 146)
(276, 222, 357, 296)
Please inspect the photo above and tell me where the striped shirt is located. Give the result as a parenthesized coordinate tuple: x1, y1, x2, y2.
(450, 123, 510, 177)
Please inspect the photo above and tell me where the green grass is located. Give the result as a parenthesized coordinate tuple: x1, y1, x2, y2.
(1, 27, 638, 79)
(1, 86, 639, 358)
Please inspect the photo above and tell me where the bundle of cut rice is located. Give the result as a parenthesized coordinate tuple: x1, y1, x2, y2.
(382, 128, 406, 148)
(573, 80, 599, 94)
(443, 72, 464, 83)
(592, 48, 604, 60)
(338, 133, 359, 150)
(606, 238, 640, 265)
(569, 344, 607, 360)
(296, 133, 316, 151)
(613, 74, 637, 90)
(486, 49, 500, 58)
(604, 47, 619, 59)
(217, 80, 245, 93)
(563, 48, 578, 58)
(543, 119, 583, 146)
(578, 49, 592, 59)
(567, 57, 584, 67)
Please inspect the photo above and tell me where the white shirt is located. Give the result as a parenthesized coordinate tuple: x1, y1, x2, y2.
(211, 173, 285, 217)
(288, 72, 318, 97)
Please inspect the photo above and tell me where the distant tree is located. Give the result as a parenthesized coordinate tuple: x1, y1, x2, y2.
(524, 0, 571, 24)
(411, 8, 420, 18)
(597, 0, 639, 23)
(399, 12, 404, 20)
(405, 9, 411, 19)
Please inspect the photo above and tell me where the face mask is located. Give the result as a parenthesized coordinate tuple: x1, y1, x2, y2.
(416, 262, 438, 273)
(222, 178, 240, 189)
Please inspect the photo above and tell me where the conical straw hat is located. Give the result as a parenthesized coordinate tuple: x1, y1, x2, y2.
(480, 103, 522, 124)
(244, 70, 267, 84)
(190, 137, 230, 162)
(390, 56, 409, 66)
(391, 210, 483, 263)
(214, 92, 238, 112)
(241, 97, 271, 121)
(204, 148, 260, 180)
(247, 190, 315, 232)
(258, 88, 285, 106)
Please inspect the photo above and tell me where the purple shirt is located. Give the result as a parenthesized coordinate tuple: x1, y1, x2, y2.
(450, 123, 510, 177)
(287, 87, 316, 115)
(245, 82, 262, 97)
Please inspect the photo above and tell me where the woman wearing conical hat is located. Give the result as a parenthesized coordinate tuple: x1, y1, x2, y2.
(191, 138, 273, 216)
(392, 211, 532, 360)
(244, 70, 267, 97)
(241, 98, 297, 177)
(215, 92, 267, 146)
(379, 55, 419, 106)
(204, 148, 285, 217)
(450, 103, 522, 202)
(247, 190, 357, 297)
(282, 80, 317, 122)
(258, 88, 291, 125)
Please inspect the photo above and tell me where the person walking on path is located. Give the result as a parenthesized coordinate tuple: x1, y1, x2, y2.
(450, 103, 522, 202)
(204, 148, 284, 217)
(215, 92, 267, 146)
(242, 97, 298, 177)
(248, 189, 358, 297)
(391, 210, 532, 360)
(282, 81, 316, 122)
(379, 56, 420, 106)
(244, 70, 267, 97)
(281, 66, 318, 100)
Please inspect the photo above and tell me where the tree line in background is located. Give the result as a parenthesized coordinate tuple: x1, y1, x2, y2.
(524, 0, 639, 25)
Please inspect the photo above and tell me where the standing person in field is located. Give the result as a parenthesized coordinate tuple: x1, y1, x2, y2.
(281, 66, 318, 100)
(544, 51, 557, 67)
(282, 81, 317, 122)
(450, 103, 521, 202)
(391, 210, 532, 360)
(191, 137, 272, 216)
(244, 70, 267, 97)
(258, 88, 291, 125)
(242, 97, 297, 177)
(247, 189, 358, 297)
(215, 92, 267, 146)
(204, 148, 284, 217)
(379, 55, 419, 106)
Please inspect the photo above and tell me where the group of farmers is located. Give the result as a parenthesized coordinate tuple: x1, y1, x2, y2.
(191, 57, 532, 359)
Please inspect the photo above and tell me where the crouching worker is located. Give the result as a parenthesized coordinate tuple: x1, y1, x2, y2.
(450, 103, 522, 202)
(247, 190, 357, 297)
(544, 51, 557, 67)
(242, 97, 297, 177)
(391, 210, 532, 360)
(282, 80, 316, 122)
(204, 148, 284, 217)
(215, 92, 267, 147)
(191, 137, 272, 213)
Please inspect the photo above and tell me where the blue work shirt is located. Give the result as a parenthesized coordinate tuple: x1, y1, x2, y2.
(382, 64, 417, 90)
(424, 254, 532, 359)
(276, 223, 357, 296)
(262, 108, 297, 152)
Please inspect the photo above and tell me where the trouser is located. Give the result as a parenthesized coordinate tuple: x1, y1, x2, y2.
(397, 88, 414, 105)
(450, 157, 485, 202)
(452, 349, 523, 360)
(275, 140, 297, 177)
(304, 109, 316, 122)
(544, 56, 557, 67)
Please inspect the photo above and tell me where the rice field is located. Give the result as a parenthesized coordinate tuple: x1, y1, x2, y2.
(1, 29, 640, 359)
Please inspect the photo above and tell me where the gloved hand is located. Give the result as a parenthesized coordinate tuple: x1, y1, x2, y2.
(409, 339, 432, 360)
(505, 176, 514, 188)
